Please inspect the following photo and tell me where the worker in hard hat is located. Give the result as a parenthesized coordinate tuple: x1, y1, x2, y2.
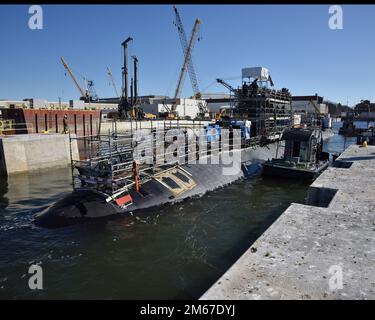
(63, 114, 69, 134)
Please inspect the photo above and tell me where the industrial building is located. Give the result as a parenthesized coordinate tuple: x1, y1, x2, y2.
(291, 94, 328, 115)
(140, 98, 206, 119)
(353, 100, 375, 120)
(0, 98, 118, 111)
(0, 100, 30, 109)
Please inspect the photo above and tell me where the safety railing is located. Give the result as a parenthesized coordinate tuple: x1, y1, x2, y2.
(69, 125, 245, 196)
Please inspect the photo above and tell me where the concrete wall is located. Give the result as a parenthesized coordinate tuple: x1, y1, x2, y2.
(0, 133, 79, 176)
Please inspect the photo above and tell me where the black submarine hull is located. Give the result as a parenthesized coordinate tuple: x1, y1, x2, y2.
(34, 142, 280, 228)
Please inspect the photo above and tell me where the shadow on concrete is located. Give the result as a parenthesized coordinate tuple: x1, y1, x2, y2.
(340, 155, 375, 161)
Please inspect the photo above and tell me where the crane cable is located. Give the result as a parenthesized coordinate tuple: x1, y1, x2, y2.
(201, 75, 241, 94)
(64, 62, 89, 91)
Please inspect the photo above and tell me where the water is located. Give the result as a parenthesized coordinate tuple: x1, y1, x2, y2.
(353, 120, 375, 129)
(0, 125, 355, 299)
(323, 121, 357, 154)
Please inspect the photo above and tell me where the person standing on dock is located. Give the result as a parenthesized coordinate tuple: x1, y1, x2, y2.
(63, 114, 69, 134)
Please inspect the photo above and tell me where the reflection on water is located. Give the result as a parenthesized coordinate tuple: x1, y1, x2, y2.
(0, 128, 353, 299)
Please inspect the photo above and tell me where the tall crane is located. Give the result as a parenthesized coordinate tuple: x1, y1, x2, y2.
(106, 66, 119, 98)
(60, 57, 98, 102)
(60, 57, 87, 101)
(173, 6, 201, 100)
(173, 6, 207, 117)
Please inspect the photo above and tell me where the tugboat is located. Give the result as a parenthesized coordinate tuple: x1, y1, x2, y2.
(262, 127, 329, 180)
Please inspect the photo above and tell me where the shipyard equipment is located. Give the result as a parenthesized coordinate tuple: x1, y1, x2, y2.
(131, 55, 139, 108)
(172, 6, 207, 118)
(217, 67, 292, 142)
(118, 37, 133, 119)
(86, 80, 98, 102)
(216, 78, 235, 92)
(107, 67, 120, 98)
(60, 57, 98, 102)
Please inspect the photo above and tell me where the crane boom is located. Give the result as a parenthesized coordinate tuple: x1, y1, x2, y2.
(173, 6, 201, 100)
(310, 99, 323, 115)
(106, 67, 119, 98)
(60, 57, 87, 99)
(216, 78, 235, 92)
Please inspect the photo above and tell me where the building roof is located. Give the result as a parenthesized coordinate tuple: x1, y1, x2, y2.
(292, 95, 323, 104)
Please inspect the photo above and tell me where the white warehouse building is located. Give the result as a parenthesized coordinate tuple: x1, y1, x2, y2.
(291, 94, 328, 115)
(141, 98, 206, 119)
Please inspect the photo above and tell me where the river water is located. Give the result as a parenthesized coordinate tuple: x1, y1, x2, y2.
(0, 122, 356, 299)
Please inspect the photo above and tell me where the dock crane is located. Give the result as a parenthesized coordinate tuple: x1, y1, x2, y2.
(61, 57, 87, 101)
(310, 99, 324, 116)
(60, 57, 98, 102)
(172, 6, 207, 118)
(216, 78, 235, 92)
(106, 66, 119, 98)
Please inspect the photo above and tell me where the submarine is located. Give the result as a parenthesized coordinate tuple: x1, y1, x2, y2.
(34, 67, 334, 228)
(33, 145, 277, 228)
(34, 127, 334, 228)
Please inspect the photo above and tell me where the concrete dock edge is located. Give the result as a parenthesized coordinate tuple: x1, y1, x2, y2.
(201, 144, 375, 300)
(0, 133, 79, 175)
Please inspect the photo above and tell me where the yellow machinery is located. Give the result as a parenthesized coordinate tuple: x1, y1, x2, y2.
(144, 113, 156, 120)
(0, 119, 14, 135)
(310, 99, 325, 116)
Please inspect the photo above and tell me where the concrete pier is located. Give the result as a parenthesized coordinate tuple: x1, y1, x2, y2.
(201, 144, 375, 300)
(0, 134, 79, 175)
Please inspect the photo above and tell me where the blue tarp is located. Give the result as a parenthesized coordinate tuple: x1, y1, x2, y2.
(206, 125, 221, 142)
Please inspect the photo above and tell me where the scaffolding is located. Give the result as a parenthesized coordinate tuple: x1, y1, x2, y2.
(233, 85, 291, 139)
(69, 120, 242, 200)
(217, 74, 292, 142)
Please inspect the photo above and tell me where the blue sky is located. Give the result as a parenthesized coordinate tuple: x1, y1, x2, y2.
(0, 5, 373, 106)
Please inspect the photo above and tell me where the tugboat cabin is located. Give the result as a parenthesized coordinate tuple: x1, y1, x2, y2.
(263, 128, 329, 180)
(281, 128, 323, 164)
